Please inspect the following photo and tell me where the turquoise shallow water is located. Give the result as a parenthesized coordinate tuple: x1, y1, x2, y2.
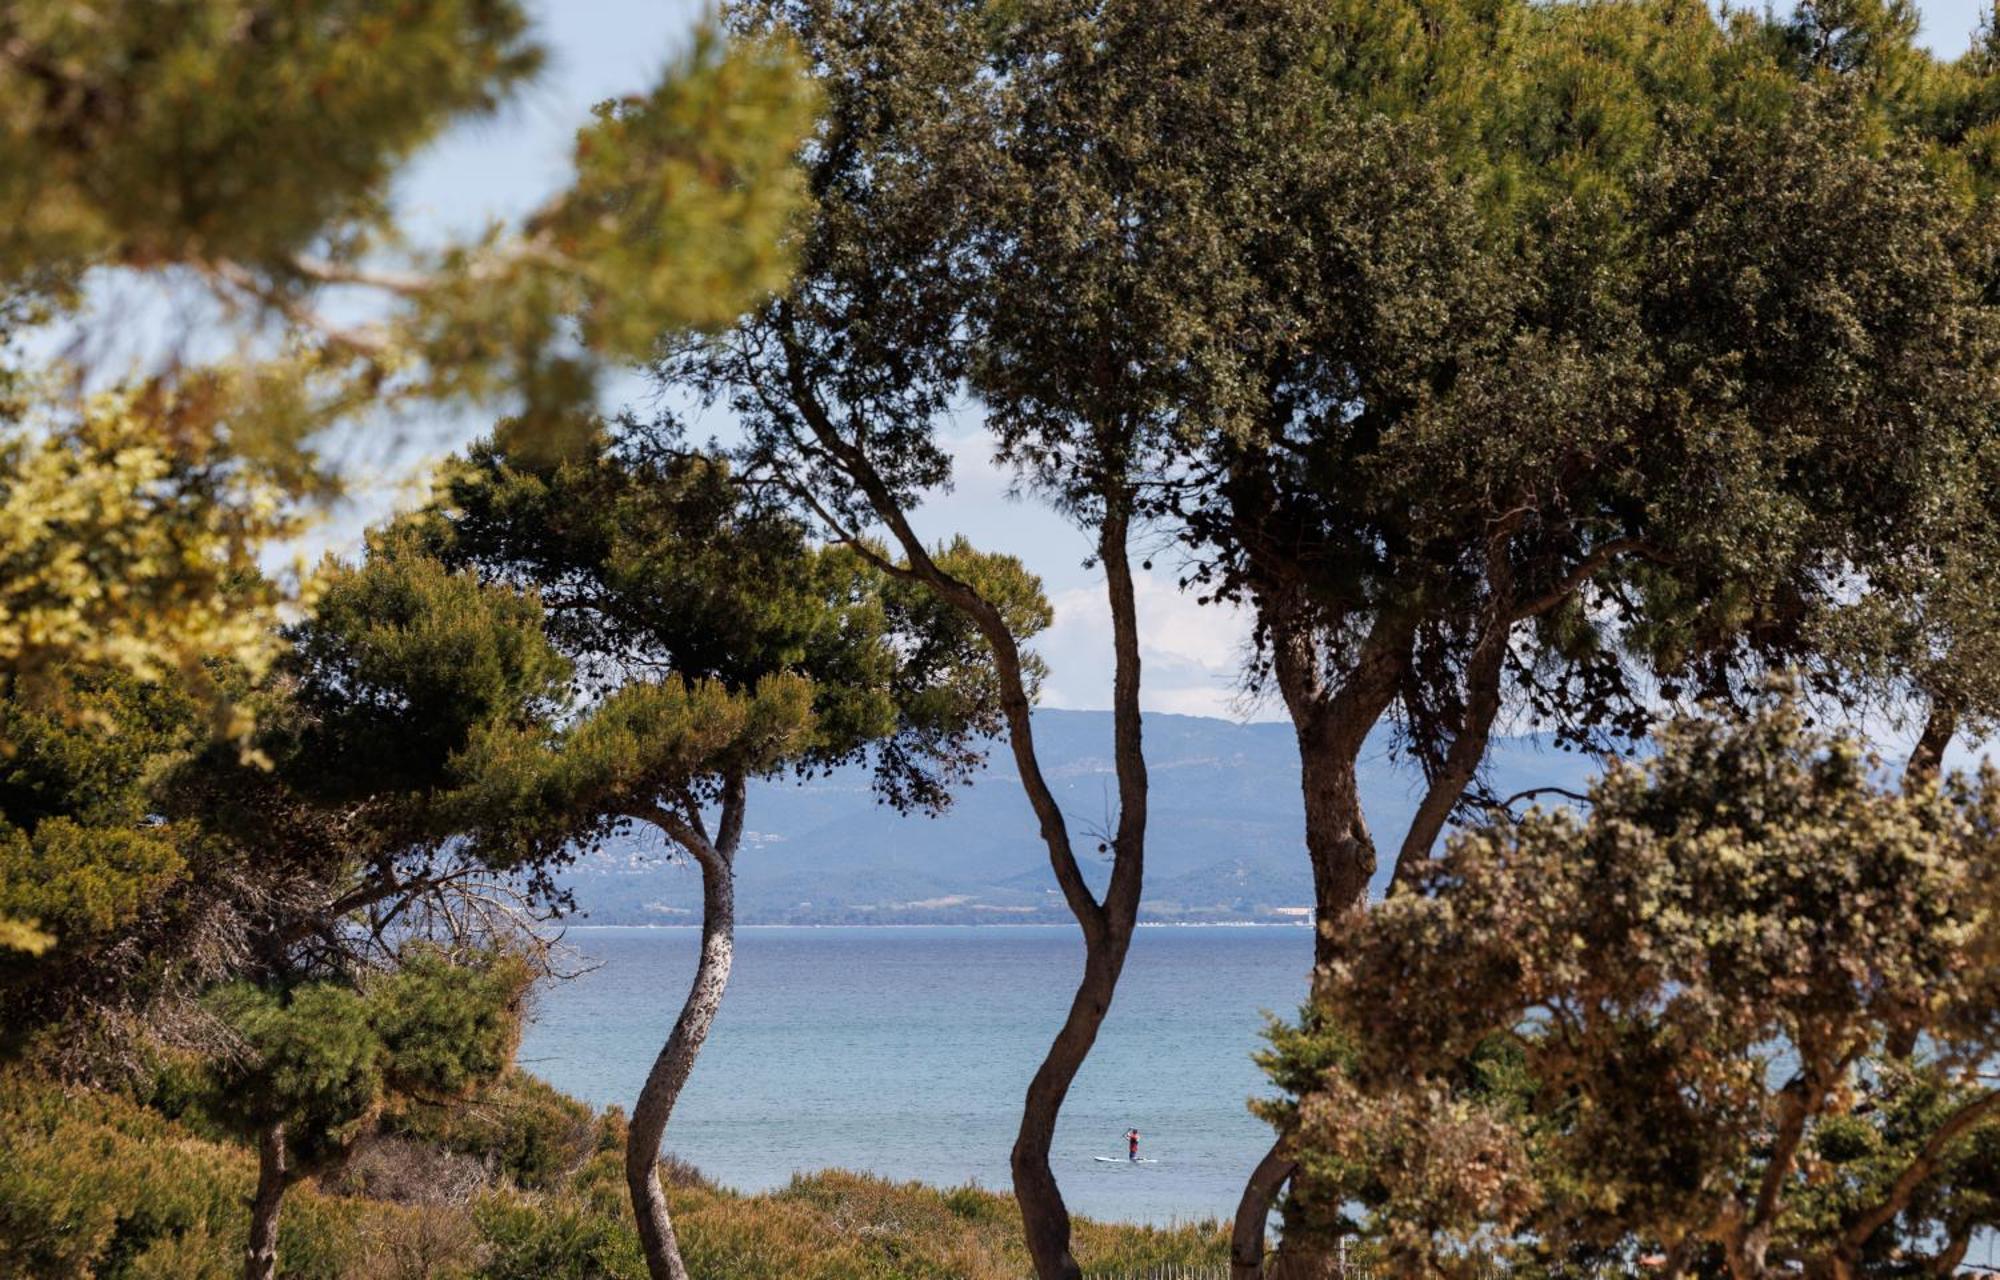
(517, 924, 1312, 1225)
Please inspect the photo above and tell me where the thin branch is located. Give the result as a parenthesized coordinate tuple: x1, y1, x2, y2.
(285, 255, 435, 299)
(768, 307, 1105, 933)
(1514, 537, 1669, 622)
(1391, 520, 1518, 887)
(1472, 785, 1592, 812)
(626, 799, 726, 877)
(1837, 1088, 2000, 1258)
(204, 258, 393, 356)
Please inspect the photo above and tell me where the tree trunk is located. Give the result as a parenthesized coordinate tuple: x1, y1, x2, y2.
(626, 821, 736, 1280)
(1230, 1134, 1296, 1280)
(1226, 706, 1377, 1280)
(770, 338, 1150, 1280)
(243, 1122, 290, 1280)
(1904, 699, 1955, 790)
(1391, 603, 1510, 889)
(1012, 509, 1148, 1280)
(1012, 930, 1134, 1279)
(1235, 608, 1405, 1277)
(1298, 736, 1378, 970)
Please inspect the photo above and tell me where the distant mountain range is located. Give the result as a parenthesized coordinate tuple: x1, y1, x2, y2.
(558, 709, 1599, 926)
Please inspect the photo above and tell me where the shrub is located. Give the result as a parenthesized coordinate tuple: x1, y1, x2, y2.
(384, 1068, 596, 1190)
(2, 1068, 1229, 1280)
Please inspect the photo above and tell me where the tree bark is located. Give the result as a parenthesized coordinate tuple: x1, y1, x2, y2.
(1231, 606, 1407, 1276)
(1929, 1225, 1971, 1275)
(1904, 698, 1955, 790)
(243, 1121, 291, 1280)
(626, 780, 743, 1280)
(1230, 1133, 1297, 1280)
(1296, 730, 1377, 970)
(770, 343, 1149, 1280)
(1391, 599, 1512, 888)
(1274, 605, 1407, 969)
(1011, 508, 1148, 1280)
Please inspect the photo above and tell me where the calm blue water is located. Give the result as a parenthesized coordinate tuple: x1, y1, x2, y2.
(517, 924, 1312, 1224)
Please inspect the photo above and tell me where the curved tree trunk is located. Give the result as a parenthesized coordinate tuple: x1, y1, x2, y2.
(1230, 1133, 1297, 1280)
(1012, 927, 1135, 1278)
(1010, 508, 1148, 1280)
(626, 788, 741, 1280)
(773, 364, 1151, 1280)
(1230, 605, 1407, 1277)
(243, 1122, 291, 1280)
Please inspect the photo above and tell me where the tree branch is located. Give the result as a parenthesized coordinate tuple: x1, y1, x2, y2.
(1836, 1088, 2000, 1260)
(204, 258, 393, 357)
(1514, 537, 1667, 622)
(627, 800, 727, 878)
(1391, 524, 1516, 887)
(1903, 697, 1956, 791)
(768, 309, 1104, 936)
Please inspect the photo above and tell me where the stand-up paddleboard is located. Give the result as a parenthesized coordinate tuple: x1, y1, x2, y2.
(1093, 1155, 1160, 1164)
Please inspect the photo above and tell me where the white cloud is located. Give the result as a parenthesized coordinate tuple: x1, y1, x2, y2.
(1036, 567, 1273, 721)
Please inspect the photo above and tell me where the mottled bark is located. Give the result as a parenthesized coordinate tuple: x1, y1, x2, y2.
(1271, 603, 1407, 968)
(625, 779, 744, 1280)
(243, 1122, 291, 1280)
(1296, 734, 1377, 968)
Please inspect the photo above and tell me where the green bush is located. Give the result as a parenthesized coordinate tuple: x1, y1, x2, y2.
(1, 1069, 1228, 1280)
(385, 1069, 596, 1190)
(0, 1071, 366, 1278)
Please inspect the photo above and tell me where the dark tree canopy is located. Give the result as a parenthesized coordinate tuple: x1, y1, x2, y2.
(673, 5, 2000, 1272)
(1147, 0, 2000, 852)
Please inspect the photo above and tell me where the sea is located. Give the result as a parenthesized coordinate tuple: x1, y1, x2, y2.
(516, 923, 1313, 1226)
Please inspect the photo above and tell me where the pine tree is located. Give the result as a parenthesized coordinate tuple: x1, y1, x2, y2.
(415, 422, 1047, 1279)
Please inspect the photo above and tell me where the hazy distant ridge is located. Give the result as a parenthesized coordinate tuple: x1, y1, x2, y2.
(560, 709, 1595, 925)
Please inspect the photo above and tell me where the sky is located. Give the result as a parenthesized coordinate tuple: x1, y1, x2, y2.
(368, 0, 1994, 723)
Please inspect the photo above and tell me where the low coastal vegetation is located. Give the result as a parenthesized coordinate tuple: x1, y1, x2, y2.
(0, 1067, 1226, 1280)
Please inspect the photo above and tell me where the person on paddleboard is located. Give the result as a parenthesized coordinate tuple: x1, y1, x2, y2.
(1125, 1128, 1140, 1161)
